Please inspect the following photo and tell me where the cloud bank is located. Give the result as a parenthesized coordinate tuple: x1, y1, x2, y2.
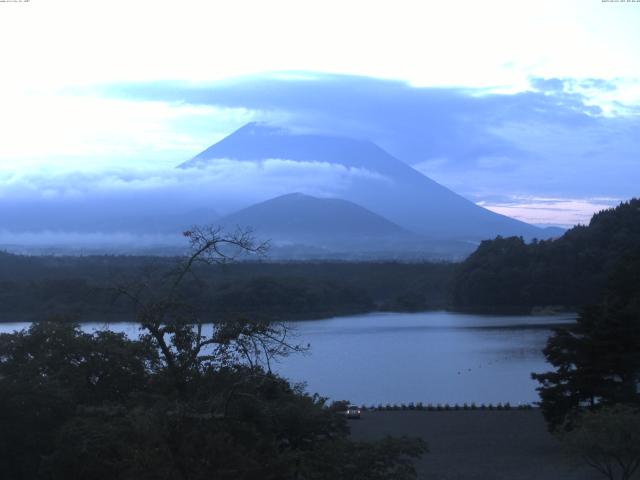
(0, 159, 390, 235)
(103, 73, 639, 211)
(2, 72, 636, 228)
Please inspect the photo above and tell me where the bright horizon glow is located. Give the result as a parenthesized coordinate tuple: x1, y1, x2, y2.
(478, 197, 622, 228)
(2, 1, 639, 90)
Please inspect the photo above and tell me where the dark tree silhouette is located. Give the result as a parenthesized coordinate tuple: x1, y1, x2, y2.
(560, 405, 640, 480)
(453, 199, 640, 312)
(532, 249, 640, 431)
(0, 226, 426, 480)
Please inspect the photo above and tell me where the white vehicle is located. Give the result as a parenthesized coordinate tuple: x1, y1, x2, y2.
(345, 405, 361, 419)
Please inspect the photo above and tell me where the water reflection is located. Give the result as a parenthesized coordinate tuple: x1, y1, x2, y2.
(276, 311, 574, 405)
(0, 311, 574, 405)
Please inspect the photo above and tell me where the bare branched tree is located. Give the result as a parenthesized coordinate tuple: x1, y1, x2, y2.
(113, 225, 304, 391)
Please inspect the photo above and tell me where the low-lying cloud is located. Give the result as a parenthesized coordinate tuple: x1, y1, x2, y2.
(0, 159, 390, 234)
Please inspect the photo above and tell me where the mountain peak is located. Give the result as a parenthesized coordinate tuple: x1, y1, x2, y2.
(179, 123, 547, 241)
(218, 192, 408, 238)
(230, 122, 287, 136)
(179, 122, 397, 172)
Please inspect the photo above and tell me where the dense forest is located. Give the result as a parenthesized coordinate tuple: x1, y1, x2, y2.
(0, 253, 454, 322)
(452, 199, 640, 311)
(532, 245, 640, 430)
(1, 199, 638, 321)
(0, 230, 426, 479)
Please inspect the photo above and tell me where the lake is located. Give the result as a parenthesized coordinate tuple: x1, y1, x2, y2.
(0, 311, 575, 406)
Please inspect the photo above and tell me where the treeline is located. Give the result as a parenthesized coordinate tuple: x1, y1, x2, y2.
(0, 254, 455, 322)
(2, 198, 638, 320)
(0, 231, 428, 480)
(452, 198, 640, 311)
(532, 246, 640, 430)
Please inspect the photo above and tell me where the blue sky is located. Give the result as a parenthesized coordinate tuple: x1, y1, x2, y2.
(0, 0, 639, 227)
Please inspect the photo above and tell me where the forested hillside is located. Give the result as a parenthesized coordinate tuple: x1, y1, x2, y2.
(453, 199, 640, 311)
(3, 199, 637, 320)
(0, 254, 454, 322)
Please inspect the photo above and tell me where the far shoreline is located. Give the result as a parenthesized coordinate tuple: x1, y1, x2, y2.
(0, 307, 578, 325)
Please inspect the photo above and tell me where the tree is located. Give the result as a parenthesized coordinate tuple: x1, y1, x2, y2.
(453, 199, 640, 312)
(111, 226, 295, 387)
(532, 249, 640, 430)
(560, 405, 640, 480)
(0, 322, 158, 479)
(0, 226, 427, 479)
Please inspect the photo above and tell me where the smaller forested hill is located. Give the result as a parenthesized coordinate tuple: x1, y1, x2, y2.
(452, 199, 640, 311)
(218, 193, 408, 238)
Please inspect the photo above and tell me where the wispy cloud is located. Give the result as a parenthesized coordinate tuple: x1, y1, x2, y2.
(0, 160, 390, 233)
(476, 196, 622, 227)
(0, 160, 386, 200)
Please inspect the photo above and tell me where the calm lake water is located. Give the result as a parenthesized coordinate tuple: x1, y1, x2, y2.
(0, 311, 575, 406)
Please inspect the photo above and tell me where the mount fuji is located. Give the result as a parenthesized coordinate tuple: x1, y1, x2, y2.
(180, 123, 547, 243)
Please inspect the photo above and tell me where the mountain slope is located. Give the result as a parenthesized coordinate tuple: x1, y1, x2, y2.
(180, 123, 544, 241)
(218, 192, 407, 238)
(216, 193, 475, 259)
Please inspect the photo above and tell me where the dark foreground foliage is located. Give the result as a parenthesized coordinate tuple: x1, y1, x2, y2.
(0, 322, 426, 480)
(560, 405, 640, 480)
(532, 247, 640, 431)
(0, 227, 426, 479)
(0, 253, 454, 322)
